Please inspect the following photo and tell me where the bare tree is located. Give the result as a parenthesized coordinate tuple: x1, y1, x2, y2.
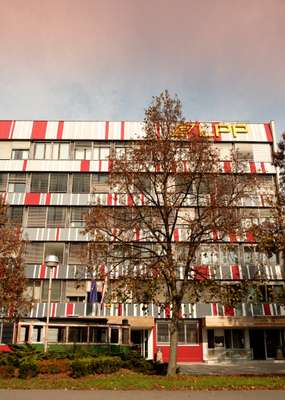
(0, 195, 27, 320)
(85, 91, 256, 375)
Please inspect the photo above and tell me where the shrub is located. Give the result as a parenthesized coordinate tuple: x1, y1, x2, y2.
(0, 365, 16, 378)
(38, 359, 71, 375)
(18, 359, 39, 379)
(71, 356, 122, 378)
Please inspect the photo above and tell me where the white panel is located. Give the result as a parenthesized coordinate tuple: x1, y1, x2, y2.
(13, 121, 33, 139)
(253, 144, 272, 162)
(45, 121, 60, 140)
(0, 141, 11, 159)
(109, 122, 121, 140)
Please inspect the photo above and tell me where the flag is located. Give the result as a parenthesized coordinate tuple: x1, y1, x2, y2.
(100, 275, 108, 305)
(89, 280, 98, 303)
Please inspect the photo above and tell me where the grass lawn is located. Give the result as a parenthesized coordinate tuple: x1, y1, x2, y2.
(0, 371, 285, 390)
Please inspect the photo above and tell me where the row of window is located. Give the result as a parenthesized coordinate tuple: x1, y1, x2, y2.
(157, 321, 199, 344)
(25, 279, 102, 303)
(0, 141, 273, 162)
(24, 242, 278, 266)
(20, 324, 126, 344)
(0, 172, 276, 195)
(8, 205, 275, 230)
(0, 173, 109, 193)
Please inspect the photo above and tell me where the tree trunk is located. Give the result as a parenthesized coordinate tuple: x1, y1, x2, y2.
(167, 317, 179, 376)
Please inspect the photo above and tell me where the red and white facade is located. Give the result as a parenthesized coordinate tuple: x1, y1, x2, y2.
(0, 120, 284, 362)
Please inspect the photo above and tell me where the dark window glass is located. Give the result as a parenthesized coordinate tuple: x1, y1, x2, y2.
(72, 174, 90, 193)
(31, 173, 49, 192)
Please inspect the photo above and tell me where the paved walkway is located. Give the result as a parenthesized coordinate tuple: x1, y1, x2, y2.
(179, 360, 285, 375)
(1, 392, 285, 400)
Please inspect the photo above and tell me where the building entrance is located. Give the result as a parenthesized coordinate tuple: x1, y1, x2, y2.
(131, 329, 148, 358)
(249, 329, 284, 360)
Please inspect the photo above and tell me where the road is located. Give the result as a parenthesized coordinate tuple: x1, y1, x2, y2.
(0, 391, 284, 400)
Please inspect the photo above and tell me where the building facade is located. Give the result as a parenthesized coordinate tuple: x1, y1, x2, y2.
(0, 120, 284, 362)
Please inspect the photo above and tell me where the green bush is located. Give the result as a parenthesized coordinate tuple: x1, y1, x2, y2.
(18, 359, 39, 379)
(71, 356, 122, 378)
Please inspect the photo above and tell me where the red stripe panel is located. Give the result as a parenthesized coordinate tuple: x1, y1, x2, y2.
(135, 229, 140, 241)
(224, 305, 234, 316)
(57, 121, 64, 140)
(107, 194, 112, 206)
(249, 161, 256, 174)
(263, 304, 271, 315)
(231, 265, 240, 280)
(194, 265, 209, 281)
(40, 264, 46, 279)
(127, 194, 134, 206)
(212, 303, 217, 316)
(224, 161, 232, 173)
(105, 121, 109, 140)
(22, 160, 27, 171)
(52, 303, 56, 318)
(229, 231, 237, 242)
(212, 229, 218, 241)
(246, 230, 255, 242)
(118, 303, 122, 316)
(80, 160, 90, 172)
(173, 228, 179, 241)
(24, 193, 41, 205)
(66, 303, 74, 316)
(56, 227, 60, 241)
(120, 121, 125, 140)
(165, 304, 170, 318)
(31, 121, 48, 139)
(264, 123, 273, 142)
(108, 160, 113, 172)
(0, 120, 13, 139)
(45, 193, 51, 206)
(260, 162, 266, 173)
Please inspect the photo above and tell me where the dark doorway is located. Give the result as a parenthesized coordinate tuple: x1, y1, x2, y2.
(265, 330, 280, 359)
(249, 330, 265, 360)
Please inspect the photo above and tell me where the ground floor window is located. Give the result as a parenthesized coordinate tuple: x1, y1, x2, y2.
(157, 320, 199, 344)
(68, 327, 88, 343)
(225, 329, 245, 349)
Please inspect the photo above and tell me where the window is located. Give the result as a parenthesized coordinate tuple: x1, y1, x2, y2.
(68, 327, 88, 343)
(68, 243, 87, 264)
(8, 173, 26, 192)
(44, 242, 64, 264)
(93, 146, 110, 160)
(31, 173, 68, 193)
(27, 207, 47, 227)
(0, 173, 8, 191)
(42, 280, 62, 302)
(70, 207, 86, 227)
(47, 207, 66, 227)
(7, 207, 24, 224)
(49, 174, 68, 192)
(225, 329, 244, 349)
(34, 142, 69, 160)
(92, 173, 109, 184)
(235, 143, 253, 160)
(31, 173, 49, 192)
(89, 327, 107, 343)
(24, 243, 44, 264)
(175, 175, 193, 193)
(11, 149, 29, 160)
(72, 174, 90, 193)
(74, 142, 92, 160)
(157, 321, 199, 344)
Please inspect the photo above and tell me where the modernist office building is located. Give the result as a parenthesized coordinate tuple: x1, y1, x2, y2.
(0, 120, 284, 362)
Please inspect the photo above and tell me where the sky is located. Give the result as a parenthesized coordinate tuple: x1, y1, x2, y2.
(0, 0, 285, 138)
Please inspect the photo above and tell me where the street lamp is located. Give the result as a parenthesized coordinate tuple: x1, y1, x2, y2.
(43, 255, 59, 353)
